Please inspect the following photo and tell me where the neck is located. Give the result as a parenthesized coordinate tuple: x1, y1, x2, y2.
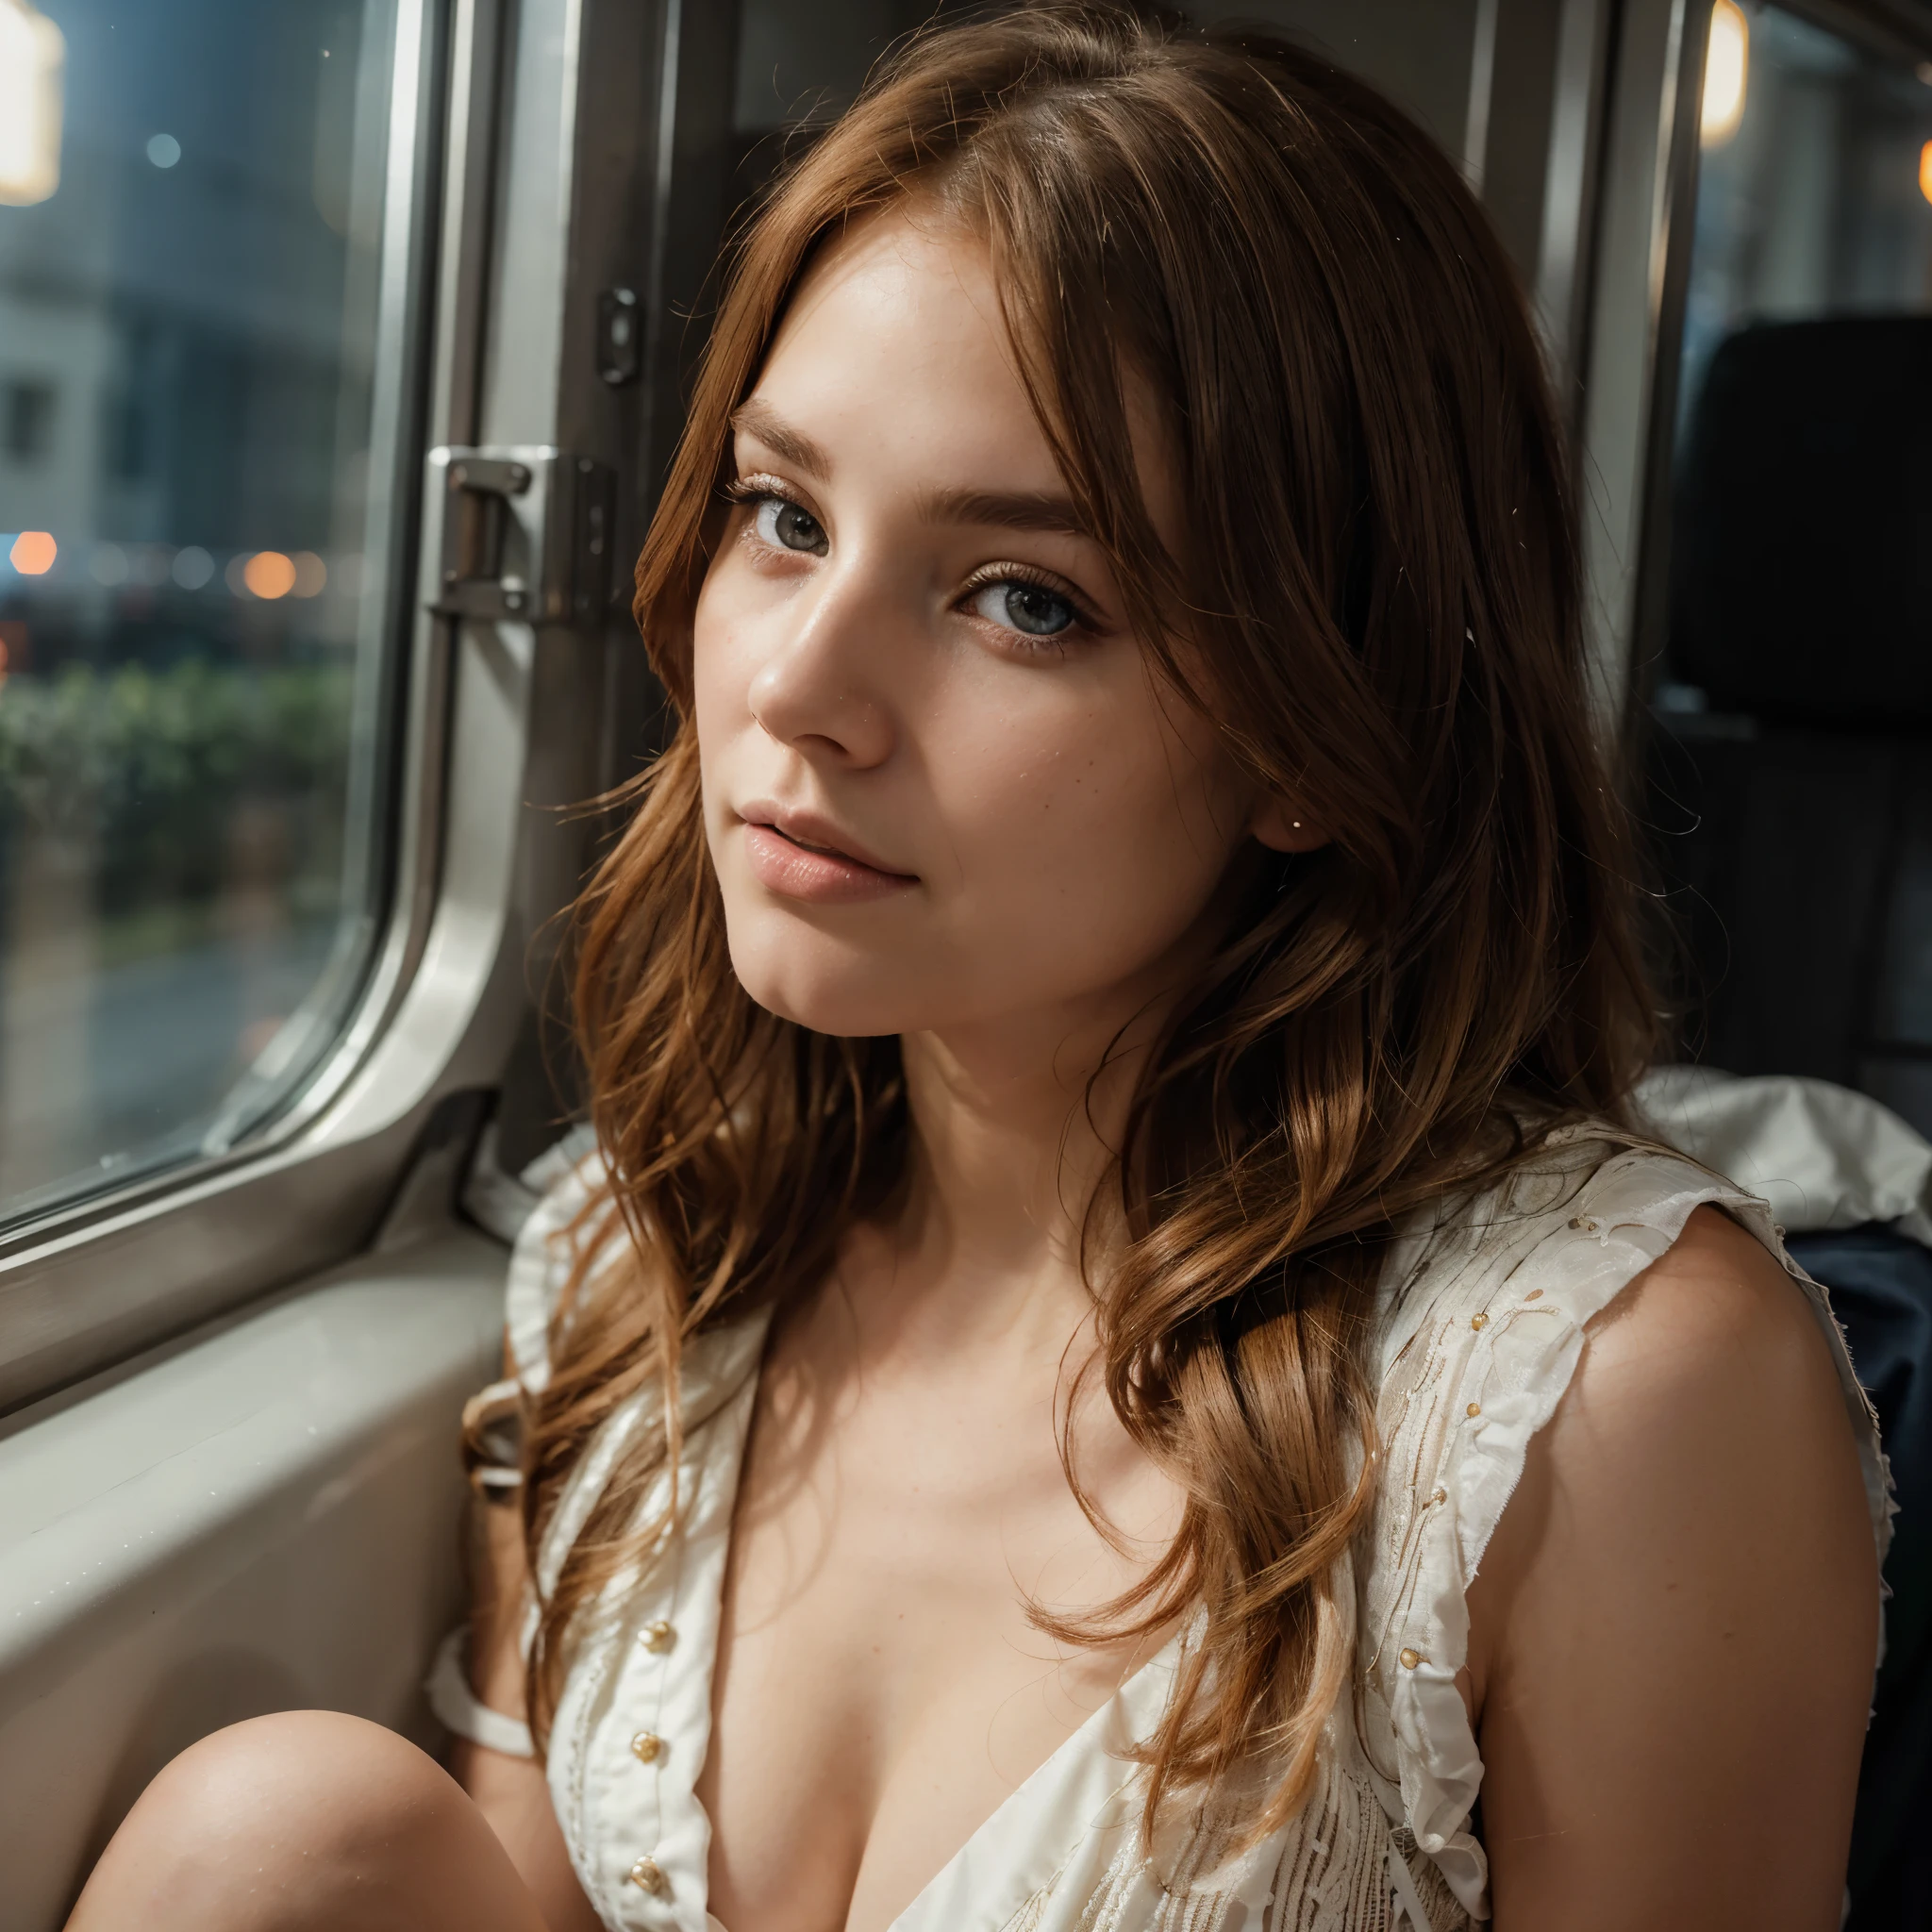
(863, 976, 1171, 1358)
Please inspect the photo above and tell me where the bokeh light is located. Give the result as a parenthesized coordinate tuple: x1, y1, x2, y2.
(242, 550, 296, 599)
(8, 530, 57, 575)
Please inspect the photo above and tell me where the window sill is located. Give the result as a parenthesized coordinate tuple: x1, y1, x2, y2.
(0, 1225, 507, 1931)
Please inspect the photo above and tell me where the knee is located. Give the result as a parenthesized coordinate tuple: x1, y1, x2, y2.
(73, 1711, 467, 1930)
(160, 1707, 454, 1844)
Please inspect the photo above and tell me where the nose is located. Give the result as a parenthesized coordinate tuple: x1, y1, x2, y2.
(746, 554, 896, 770)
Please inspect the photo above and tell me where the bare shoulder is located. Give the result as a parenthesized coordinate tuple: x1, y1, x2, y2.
(1464, 1203, 1879, 1930)
(1576, 1203, 1843, 1415)
(1474, 1204, 1874, 1635)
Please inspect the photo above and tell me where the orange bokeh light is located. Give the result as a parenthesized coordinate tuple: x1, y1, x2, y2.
(8, 530, 56, 575)
(242, 549, 296, 599)
(1920, 141, 1932, 206)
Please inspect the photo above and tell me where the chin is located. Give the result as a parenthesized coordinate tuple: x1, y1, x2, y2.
(724, 923, 930, 1039)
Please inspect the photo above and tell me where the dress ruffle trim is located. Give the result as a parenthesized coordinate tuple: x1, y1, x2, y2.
(504, 1150, 612, 1396)
(1373, 1141, 1889, 1918)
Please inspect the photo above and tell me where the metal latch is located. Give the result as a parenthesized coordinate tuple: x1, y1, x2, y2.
(426, 445, 617, 624)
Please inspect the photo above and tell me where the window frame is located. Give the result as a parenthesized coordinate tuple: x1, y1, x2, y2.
(0, 0, 568, 1409)
(0, 0, 462, 1409)
(0, 0, 749, 1416)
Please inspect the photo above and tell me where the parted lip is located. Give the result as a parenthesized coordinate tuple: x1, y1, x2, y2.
(737, 801, 917, 878)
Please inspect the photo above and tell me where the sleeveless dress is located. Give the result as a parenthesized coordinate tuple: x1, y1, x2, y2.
(432, 1125, 1890, 1932)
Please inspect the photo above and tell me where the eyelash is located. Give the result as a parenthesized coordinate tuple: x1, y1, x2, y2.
(957, 561, 1100, 643)
(721, 475, 791, 512)
(721, 475, 1102, 645)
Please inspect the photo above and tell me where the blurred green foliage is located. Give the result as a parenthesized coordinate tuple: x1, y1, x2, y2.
(0, 661, 353, 918)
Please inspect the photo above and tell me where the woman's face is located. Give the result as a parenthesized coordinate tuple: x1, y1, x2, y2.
(693, 208, 1300, 1044)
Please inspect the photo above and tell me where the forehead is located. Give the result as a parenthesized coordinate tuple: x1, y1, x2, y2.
(745, 207, 1058, 483)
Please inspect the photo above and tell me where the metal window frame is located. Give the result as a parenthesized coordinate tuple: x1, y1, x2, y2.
(0, 0, 746, 1416)
(0, 0, 469, 1412)
(1571, 0, 1714, 737)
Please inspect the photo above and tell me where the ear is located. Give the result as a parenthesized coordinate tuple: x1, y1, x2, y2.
(1249, 793, 1329, 854)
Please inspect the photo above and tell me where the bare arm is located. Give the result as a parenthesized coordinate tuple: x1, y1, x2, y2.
(451, 1482, 606, 1932)
(1466, 1206, 1878, 1930)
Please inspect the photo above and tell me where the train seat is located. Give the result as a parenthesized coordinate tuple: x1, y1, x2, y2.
(1654, 314, 1932, 1143)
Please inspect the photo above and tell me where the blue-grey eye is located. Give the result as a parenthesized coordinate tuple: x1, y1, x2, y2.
(754, 496, 827, 556)
(971, 579, 1075, 637)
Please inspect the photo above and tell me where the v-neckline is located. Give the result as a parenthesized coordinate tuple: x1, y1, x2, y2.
(871, 1628, 1184, 1932)
(680, 1314, 1187, 1932)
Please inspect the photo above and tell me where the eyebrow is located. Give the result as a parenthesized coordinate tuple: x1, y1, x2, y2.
(728, 400, 1094, 541)
(728, 400, 833, 479)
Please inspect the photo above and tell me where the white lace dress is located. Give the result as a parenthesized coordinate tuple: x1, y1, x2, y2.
(432, 1126, 1890, 1932)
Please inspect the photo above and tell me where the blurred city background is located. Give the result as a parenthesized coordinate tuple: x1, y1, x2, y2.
(0, 0, 393, 1214)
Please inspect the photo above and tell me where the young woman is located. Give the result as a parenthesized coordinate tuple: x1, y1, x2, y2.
(70, 8, 1885, 1930)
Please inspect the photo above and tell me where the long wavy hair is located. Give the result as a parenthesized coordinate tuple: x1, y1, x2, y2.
(514, 3, 1658, 1839)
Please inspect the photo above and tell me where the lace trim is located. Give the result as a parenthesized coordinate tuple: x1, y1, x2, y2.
(992, 1756, 1468, 1932)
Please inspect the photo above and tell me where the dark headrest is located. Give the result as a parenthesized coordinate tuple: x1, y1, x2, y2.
(1670, 315, 1932, 726)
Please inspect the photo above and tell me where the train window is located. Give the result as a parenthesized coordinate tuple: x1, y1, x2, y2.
(0, 1, 410, 1223)
(1649, 0, 1932, 1140)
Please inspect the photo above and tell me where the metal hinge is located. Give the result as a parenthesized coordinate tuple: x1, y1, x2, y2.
(425, 444, 617, 624)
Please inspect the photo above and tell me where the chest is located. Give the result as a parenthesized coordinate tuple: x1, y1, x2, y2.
(695, 1338, 1181, 1932)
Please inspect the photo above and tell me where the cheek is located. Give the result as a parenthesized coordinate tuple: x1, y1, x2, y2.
(691, 573, 750, 743)
(934, 679, 1249, 967)
(691, 566, 773, 836)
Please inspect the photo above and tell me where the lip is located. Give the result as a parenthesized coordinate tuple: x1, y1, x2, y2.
(737, 803, 919, 905)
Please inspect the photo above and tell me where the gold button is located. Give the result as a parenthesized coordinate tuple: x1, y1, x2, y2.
(629, 1857, 666, 1894)
(1524, 1288, 1542, 1301)
(1431, 1486, 1447, 1505)
(1569, 1215, 1598, 1233)
(630, 1731, 661, 1764)
(1399, 1647, 1421, 1670)
(1466, 1401, 1481, 1418)
(1470, 1313, 1487, 1331)
(641, 1620, 675, 1653)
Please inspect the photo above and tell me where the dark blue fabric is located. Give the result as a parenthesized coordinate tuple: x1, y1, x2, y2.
(1787, 1226, 1932, 1932)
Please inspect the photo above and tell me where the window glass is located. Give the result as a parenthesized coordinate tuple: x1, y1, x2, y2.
(0, 0, 406, 1222)
(1653, 1, 1932, 1135)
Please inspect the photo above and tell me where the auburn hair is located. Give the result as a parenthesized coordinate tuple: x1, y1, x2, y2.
(514, 2, 1658, 1839)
